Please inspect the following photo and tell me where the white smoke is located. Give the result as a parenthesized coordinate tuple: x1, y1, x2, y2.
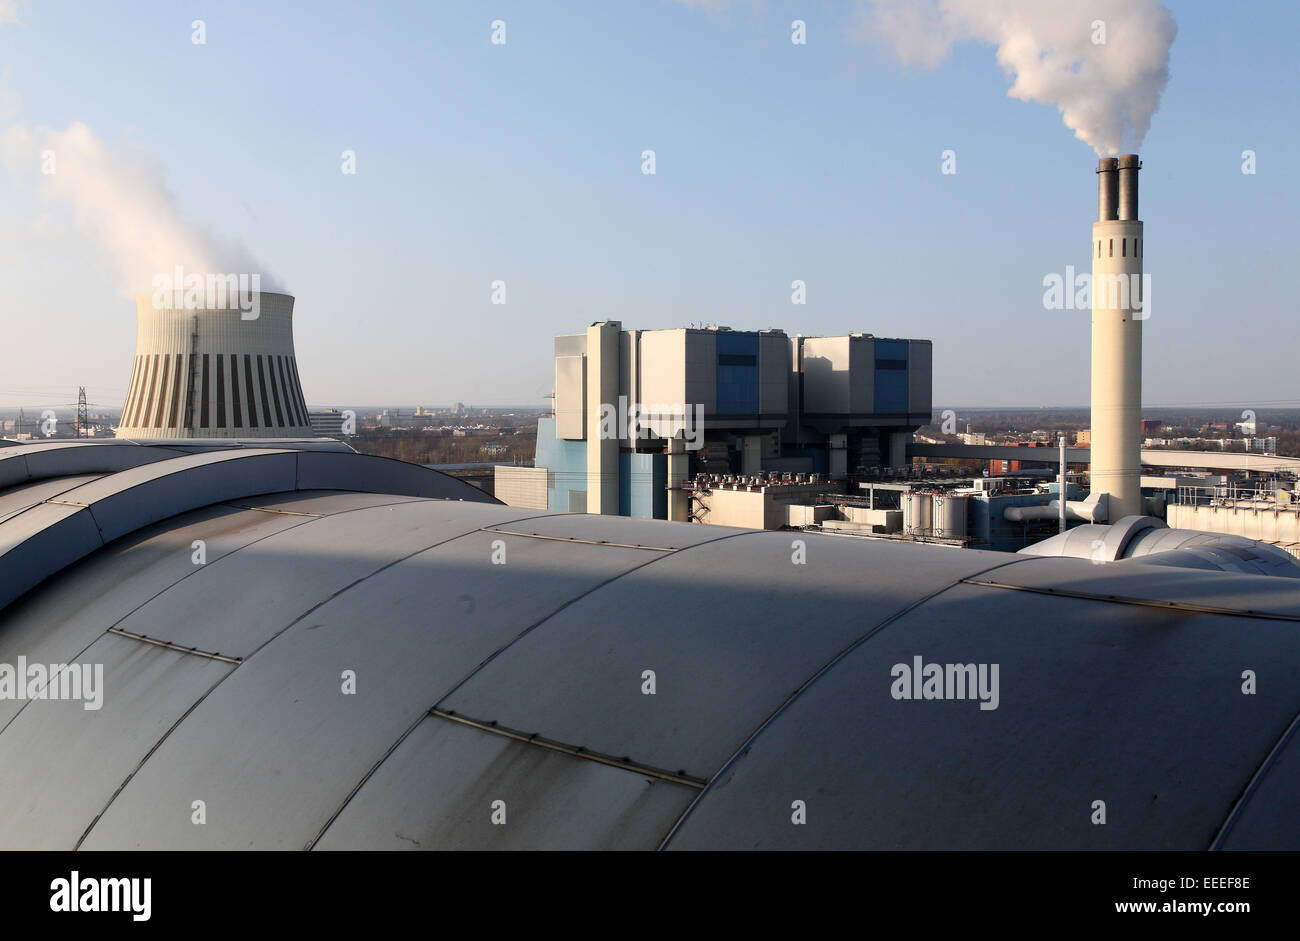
(2, 121, 284, 295)
(860, 0, 1177, 155)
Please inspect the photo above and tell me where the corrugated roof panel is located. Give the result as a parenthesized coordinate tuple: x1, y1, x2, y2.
(80, 531, 661, 848)
(441, 531, 1012, 780)
(667, 583, 1300, 849)
(314, 714, 697, 850)
(0, 632, 233, 849)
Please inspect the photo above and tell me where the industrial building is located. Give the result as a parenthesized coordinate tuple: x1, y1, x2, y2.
(0, 437, 1297, 849)
(495, 323, 932, 521)
(1, 153, 1296, 851)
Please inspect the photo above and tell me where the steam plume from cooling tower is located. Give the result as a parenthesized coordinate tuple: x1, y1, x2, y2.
(1, 121, 283, 296)
(861, 0, 1177, 155)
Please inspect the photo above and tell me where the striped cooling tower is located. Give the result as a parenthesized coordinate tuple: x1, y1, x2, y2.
(117, 292, 312, 438)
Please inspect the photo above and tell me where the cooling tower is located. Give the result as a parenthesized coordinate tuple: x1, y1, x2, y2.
(117, 292, 312, 438)
(1090, 155, 1144, 519)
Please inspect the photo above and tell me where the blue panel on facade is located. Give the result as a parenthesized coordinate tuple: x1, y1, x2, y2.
(623, 452, 666, 520)
(873, 339, 909, 415)
(715, 333, 759, 415)
(534, 418, 587, 512)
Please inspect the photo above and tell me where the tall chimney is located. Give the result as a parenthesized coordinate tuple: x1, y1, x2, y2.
(1090, 155, 1144, 519)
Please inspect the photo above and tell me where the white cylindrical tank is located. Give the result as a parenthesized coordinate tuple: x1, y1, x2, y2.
(904, 491, 932, 536)
(933, 493, 967, 539)
(118, 292, 312, 438)
(1090, 154, 1144, 519)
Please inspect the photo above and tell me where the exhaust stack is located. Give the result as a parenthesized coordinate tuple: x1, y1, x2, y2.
(1090, 155, 1144, 519)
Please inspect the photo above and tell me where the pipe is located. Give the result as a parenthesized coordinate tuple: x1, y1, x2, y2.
(1097, 157, 1119, 221)
(1005, 493, 1108, 524)
(1058, 435, 1067, 533)
(1117, 154, 1140, 221)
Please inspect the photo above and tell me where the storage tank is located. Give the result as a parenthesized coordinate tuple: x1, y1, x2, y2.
(932, 493, 968, 539)
(904, 491, 932, 536)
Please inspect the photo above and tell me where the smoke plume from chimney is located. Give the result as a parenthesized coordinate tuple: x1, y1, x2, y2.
(860, 0, 1177, 155)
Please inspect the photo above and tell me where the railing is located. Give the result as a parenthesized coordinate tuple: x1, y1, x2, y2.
(1173, 483, 1297, 509)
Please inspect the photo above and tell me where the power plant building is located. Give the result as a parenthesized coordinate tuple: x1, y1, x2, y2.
(497, 323, 933, 520)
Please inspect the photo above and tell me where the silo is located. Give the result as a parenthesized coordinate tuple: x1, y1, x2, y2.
(118, 291, 312, 438)
(933, 493, 968, 539)
(904, 491, 932, 536)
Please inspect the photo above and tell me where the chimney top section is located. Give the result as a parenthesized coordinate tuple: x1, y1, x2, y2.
(1096, 157, 1119, 221)
(1117, 153, 1141, 221)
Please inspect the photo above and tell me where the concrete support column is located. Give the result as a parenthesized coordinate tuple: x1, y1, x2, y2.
(667, 434, 689, 522)
(888, 430, 909, 470)
(829, 433, 847, 479)
(586, 321, 621, 515)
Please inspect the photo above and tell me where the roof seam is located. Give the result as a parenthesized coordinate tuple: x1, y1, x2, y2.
(106, 627, 242, 664)
(0, 510, 323, 749)
(61, 499, 513, 850)
(654, 552, 1033, 850)
(306, 526, 761, 850)
(478, 527, 676, 552)
(72, 508, 562, 851)
(962, 577, 1300, 622)
(429, 708, 706, 788)
(1208, 705, 1300, 850)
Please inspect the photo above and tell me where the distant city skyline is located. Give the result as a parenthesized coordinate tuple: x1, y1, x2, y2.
(2, 0, 1296, 411)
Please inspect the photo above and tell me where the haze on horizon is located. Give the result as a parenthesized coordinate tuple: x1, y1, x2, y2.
(0, 0, 1295, 413)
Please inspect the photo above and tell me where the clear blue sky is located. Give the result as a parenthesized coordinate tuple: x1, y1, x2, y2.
(1, 0, 1296, 411)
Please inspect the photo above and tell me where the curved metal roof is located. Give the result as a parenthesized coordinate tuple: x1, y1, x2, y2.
(0, 441, 1296, 850)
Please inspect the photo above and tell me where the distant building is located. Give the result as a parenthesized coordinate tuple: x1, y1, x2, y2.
(309, 409, 349, 437)
(1141, 419, 1161, 435)
(496, 321, 933, 519)
(989, 441, 1053, 477)
(1076, 429, 1091, 445)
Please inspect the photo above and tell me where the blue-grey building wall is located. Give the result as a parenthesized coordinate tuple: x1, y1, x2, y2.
(873, 338, 910, 415)
(715, 332, 759, 415)
(620, 451, 667, 519)
(534, 417, 588, 512)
